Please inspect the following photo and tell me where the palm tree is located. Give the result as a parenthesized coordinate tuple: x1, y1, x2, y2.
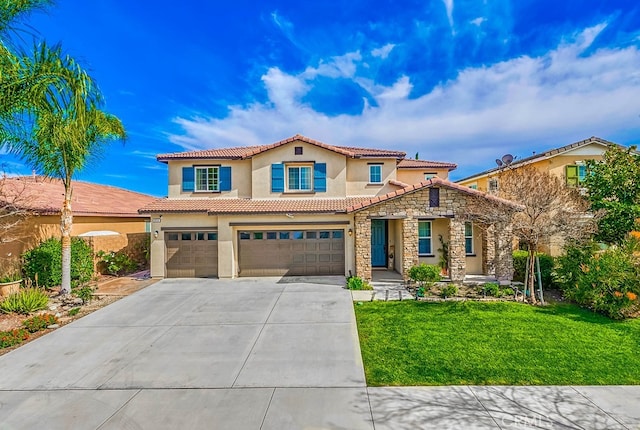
(1, 1, 126, 294)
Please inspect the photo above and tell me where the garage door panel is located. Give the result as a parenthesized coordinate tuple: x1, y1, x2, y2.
(239, 229, 345, 277)
(165, 232, 218, 278)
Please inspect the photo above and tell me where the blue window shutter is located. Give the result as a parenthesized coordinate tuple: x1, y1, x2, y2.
(314, 163, 326, 192)
(220, 166, 232, 191)
(182, 167, 194, 192)
(271, 164, 284, 192)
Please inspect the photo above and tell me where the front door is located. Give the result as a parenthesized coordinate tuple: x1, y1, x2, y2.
(371, 219, 387, 267)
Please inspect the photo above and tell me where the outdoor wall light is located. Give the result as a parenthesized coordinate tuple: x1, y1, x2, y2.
(154, 230, 159, 239)
(348, 228, 353, 237)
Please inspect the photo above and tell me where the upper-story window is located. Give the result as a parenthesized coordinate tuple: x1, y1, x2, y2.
(465, 222, 474, 255)
(488, 178, 499, 194)
(369, 164, 382, 184)
(566, 164, 587, 187)
(287, 164, 312, 191)
(195, 166, 219, 192)
(424, 173, 437, 180)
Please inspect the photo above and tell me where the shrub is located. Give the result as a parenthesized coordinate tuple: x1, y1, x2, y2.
(0, 288, 49, 314)
(68, 307, 80, 317)
(440, 284, 458, 298)
(23, 237, 94, 288)
(408, 264, 441, 287)
(513, 251, 555, 287)
(483, 282, 501, 297)
(557, 238, 640, 319)
(346, 276, 373, 290)
(555, 241, 598, 292)
(97, 250, 138, 276)
(0, 328, 30, 348)
(73, 285, 94, 304)
(22, 314, 58, 333)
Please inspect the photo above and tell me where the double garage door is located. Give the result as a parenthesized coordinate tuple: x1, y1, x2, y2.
(165, 231, 218, 278)
(238, 229, 345, 277)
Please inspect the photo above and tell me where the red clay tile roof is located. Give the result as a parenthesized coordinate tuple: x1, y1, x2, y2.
(389, 179, 409, 188)
(346, 177, 524, 212)
(1, 176, 156, 217)
(139, 197, 374, 215)
(397, 159, 457, 170)
(157, 134, 407, 162)
(456, 136, 619, 183)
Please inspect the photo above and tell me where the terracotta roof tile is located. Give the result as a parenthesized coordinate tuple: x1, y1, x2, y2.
(157, 134, 406, 162)
(346, 177, 523, 212)
(139, 197, 374, 215)
(397, 159, 457, 170)
(1, 176, 156, 217)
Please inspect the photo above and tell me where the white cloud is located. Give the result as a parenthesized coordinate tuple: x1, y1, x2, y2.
(371, 43, 396, 59)
(168, 23, 640, 177)
(443, 0, 455, 34)
(471, 17, 485, 26)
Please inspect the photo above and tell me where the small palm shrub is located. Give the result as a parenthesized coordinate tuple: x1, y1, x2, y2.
(23, 237, 94, 288)
(0, 288, 49, 314)
(22, 314, 58, 332)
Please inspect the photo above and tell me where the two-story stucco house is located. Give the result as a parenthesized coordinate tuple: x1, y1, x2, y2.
(140, 135, 521, 282)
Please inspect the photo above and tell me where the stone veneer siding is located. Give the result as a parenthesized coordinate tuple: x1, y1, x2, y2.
(353, 186, 516, 283)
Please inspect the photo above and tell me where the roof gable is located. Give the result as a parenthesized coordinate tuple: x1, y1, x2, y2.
(156, 134, 407, 162)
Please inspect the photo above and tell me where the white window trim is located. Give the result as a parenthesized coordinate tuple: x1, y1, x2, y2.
(286, 164, 313, 192)
(488, 178, 499, 193)
(369, 164, 383, 184)
(465, 222, 474, 255)
(418, 220, 432, 255)
(195, 166, 220, 192)
(424, 172, 437, 180)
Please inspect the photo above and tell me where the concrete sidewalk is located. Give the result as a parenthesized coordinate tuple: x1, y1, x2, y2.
(0, 277, 638, 429)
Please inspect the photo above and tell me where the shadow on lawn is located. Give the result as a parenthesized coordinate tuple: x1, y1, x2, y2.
(534, 303, 619, 326)
(366, 386, 623, 429)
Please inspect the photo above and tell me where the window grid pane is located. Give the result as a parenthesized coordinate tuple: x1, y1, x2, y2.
(418, 221, 432, 254)
(195, 167, 219, 191)
(464, 222, 473, 254)
(370, 165, 382, 183)
(300, 167, 311, 190)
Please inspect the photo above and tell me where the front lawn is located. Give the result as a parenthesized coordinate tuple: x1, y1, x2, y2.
(355, 301, 640, 386)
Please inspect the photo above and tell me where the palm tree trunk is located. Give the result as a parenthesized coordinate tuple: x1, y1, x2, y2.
(60, 187, 72, 295)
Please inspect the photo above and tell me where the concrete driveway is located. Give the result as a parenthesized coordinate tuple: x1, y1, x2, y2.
(0, 277, 372, 429)
(2, 277, 639, 429)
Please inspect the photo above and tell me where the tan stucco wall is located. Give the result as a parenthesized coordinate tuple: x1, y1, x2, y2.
(0, 215, 149, 267)
(346, 158, 398, 196)
(149, 212, 355, 278)
(250, 141, 348, 198)
(167, 159, 251, 198)
(396, 168, 450, 185)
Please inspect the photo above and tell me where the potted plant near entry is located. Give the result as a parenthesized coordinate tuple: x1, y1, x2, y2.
(437, 235, 449, 276)
(0, 267, 22, 297)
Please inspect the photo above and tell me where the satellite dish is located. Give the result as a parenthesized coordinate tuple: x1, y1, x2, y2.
(495, 159, 503, 167)
(501, 154, 514, 165)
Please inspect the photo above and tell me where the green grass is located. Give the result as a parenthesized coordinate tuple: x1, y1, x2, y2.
(355, 300, 640, 386)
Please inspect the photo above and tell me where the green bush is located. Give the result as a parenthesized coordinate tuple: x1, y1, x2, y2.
(513, 251, 555, 287)
(0, 288, 49, 314)
(68, 307, 80, 317)
(97, 250, 138, 276)
(22, 314, 58, 333)
(408, 264, 441, 287)
(557, 238, 640, 319)
(23, 237, 94, 288)
(0, 328, 30, 348)
(73, 285, 94, 304)
(483, 282, 500, 297)
(440, 284, 458, 298)
(555, 241, 598, 292)
(346, 276, 373, 290)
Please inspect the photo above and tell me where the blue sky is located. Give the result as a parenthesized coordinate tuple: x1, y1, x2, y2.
(3, 0, 640, 196)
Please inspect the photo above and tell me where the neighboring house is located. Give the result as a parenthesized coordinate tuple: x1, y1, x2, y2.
(457, 136, 616, 192)
(0, 176, 156, 267)
(457, 136, 620, 255)
(141, 134, 522, 283)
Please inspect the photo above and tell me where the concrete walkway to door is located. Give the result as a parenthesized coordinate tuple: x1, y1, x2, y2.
(1, 277, 639, 429)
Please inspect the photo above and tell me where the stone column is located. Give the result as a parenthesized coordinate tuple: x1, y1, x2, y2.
(481, 223, 496, 276)
(494, 221, 514, 284)
(448, 218, 466, 283)
(402, 217, 419, 282)
(354, 213, 372, 281)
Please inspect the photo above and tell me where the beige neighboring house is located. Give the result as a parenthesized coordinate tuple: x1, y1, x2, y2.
(0, 176, 156, 267)
(141, 134, 522, 283)
(457, 136, 620, 255)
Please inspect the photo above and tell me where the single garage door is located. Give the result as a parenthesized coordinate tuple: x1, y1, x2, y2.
(165, 231, 218, 278)
(238, 229, 345, 276)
